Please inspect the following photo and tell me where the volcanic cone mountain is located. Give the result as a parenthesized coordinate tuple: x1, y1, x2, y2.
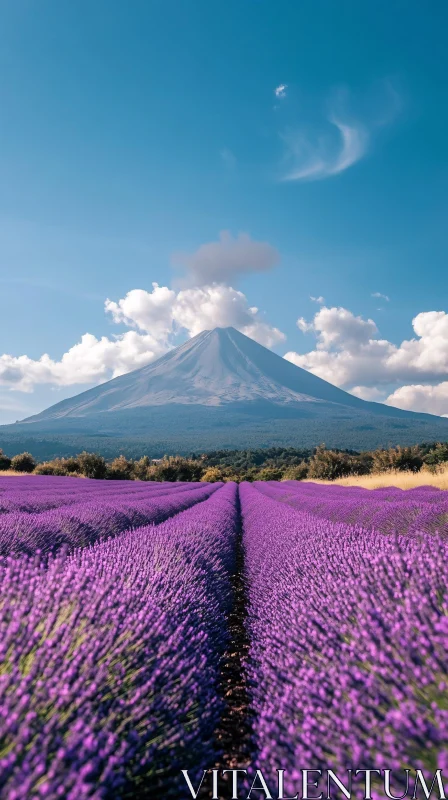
(4, 327, 448, 456)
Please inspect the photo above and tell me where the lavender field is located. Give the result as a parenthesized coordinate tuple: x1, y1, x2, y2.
(0, 475, 447, 798)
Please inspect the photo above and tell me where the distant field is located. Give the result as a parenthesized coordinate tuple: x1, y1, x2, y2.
(308, 463, 448, 490)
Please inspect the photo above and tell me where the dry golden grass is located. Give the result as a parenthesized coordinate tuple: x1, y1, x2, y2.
(308, 463, 448, 490)
(0, 470, 29, 477)
(0, 470, 85, 478)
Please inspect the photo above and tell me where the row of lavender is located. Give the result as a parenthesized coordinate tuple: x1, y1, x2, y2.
(256, 479, 448, 537)
(0, 477, 220, 557)
(241, 481, 448, 791)
(0, 481, 239, 799)
(0, 475, 198, 514)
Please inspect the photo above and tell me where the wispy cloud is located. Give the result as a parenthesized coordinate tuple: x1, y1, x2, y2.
(274, 84, 288, 99)
(372, 292, 390, 301)
(310, 295, 325, 304)
(280, 80, 401, 183)
(282, 117, 369, 182)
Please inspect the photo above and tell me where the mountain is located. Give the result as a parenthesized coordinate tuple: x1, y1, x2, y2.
(2, 327, 448, 457)
(22, 326, 385, 417)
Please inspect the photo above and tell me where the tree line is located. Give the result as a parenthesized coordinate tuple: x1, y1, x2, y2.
(1, 441, 448, 482)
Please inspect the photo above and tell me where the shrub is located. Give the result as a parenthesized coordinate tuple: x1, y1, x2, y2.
(63, 457, 82, 474)
(10, 452, 36, 473)
(372, 445, 423, 473)
(424, 442, 448, 469)
(34, 459, 69, 476)
(0, 449, 12, 471)
(282, 462, 309, 481)
(147, 456, 204, 482)
(222, 473, 241, 483)
(394, 445, 424, 473)
(34, 463, 55, 476)
(425, 462, 445, 475)
(133, 455, 151, 480)
(201, 465, 243, 482)
(76, 451, 107, 480)
(107, 455, 134, 480)
(351, 453, 374, 475)
(256, 467, 284, 481)
(307, 449, 372, 481)
(371, 448, 395, 473)
(307, 445, 355, 481)
(201, 467, 226, 483)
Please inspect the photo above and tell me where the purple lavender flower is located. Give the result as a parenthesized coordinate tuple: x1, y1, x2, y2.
(0, 482, 238, 798)
(240, 481, 448, 788)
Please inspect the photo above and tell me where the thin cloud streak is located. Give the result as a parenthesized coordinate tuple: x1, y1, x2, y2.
(283, 118, 369, 182)
(331, 119, 368, 174)
(372, 292, 390, 301)
(280, 79, 401, 183)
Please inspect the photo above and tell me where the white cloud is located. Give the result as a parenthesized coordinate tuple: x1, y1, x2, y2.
(386, 382, 448, 417)
(173, 231, 280, 286)
(173, 285, 249, 337)
(300, 306, 378, 351)
(274, 84, 288, 99)
(282, 117, 369, 182)
(372, 291, 390, 301)
(280, 81, 401, 182)
(0, 283, 285, 393)
(105, 284, 176, 336)
(330, 118, 368, 174)
(0, 331, 166, 392)
(284, 307, 448, 391)
(104, 283, 285, 346)
(350, 385, 386, 402)
(310, 295, 325, 304)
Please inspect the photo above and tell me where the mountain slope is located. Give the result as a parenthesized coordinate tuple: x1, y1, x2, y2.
(3, 326, 448, 455)
(24, 326, 370, 419)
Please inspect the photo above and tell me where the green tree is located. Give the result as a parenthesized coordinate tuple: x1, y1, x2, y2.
(0, 449, 12, 471)
(256, 466, 284, 481)
(10, 452, 36, 473)
(147, 456, 204, 482)
(107, 455, 134, 480)
(282, 462, 309, 481)
(307, 445, 353, 481)
(372, 445, 423, 473)
(200, 466, 225, 482)
(371, 448, 396, 473)
(34, 459, 69, 476)
(76, 451, 107, 479)
(424, 442, 448, 470)
(133, 455, 151, 480)
(64, 457, 82, 474)
(394, 445, 423, 472)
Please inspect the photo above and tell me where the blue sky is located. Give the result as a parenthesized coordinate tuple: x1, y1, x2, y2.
(1, 1, 448, 423)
